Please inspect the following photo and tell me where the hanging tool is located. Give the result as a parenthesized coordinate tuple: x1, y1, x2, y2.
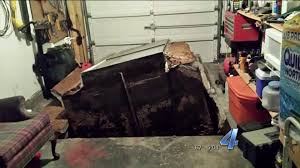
(35, 21, 52, 44)
(48, 0, 65, 15)
(42, 36, 74, 54)
(64, 0, 82, 45)
(10, 0, 23, 30)
(38, 0, 46, 17)
(44, 12, 58, 36)
(19, 0, 33, 41)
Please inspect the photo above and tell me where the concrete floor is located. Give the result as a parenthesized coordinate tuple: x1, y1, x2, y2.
(31, 136, 253, 168)
(203, 63, 237, 129)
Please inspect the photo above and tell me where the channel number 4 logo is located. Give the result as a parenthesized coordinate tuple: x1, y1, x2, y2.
(220, 128, 238, 150)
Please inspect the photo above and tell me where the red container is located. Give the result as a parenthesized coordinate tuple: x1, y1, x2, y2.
(224, 11, 259, 42)
(227, 76, 271, 125)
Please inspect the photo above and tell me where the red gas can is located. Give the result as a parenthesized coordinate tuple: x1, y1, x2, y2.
(227, 76, 271, 125)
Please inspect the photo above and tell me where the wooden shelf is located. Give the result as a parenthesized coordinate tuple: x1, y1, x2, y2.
(237, 10, 263, 22)
(264, 22, 284, 32)
(237, 10, 284, 32)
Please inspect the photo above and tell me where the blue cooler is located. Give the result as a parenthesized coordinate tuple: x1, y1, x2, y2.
(255, 68, 278, 98)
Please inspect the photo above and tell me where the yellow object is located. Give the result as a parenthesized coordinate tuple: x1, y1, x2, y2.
(10, 0, 24, 29)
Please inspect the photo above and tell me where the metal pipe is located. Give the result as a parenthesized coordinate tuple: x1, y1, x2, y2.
(91, 14, 150, 19)
(119, 72, 143, 136)
(153, 10, 216, 16)
(91, 10, 217, 19)
(216, 0, 223, 61)
(95, 38, 214, 47)
(145, 23, 217, 30)
(283, 117, 300, 168)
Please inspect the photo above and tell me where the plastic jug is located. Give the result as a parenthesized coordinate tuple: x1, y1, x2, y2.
(262, 81, 280, 112)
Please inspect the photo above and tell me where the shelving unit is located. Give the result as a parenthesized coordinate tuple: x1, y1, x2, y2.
(235, 10, 300, 168)
(237, 10, 263, 22)
(264, 62, 280, 77)
(237, 10, 284, 32)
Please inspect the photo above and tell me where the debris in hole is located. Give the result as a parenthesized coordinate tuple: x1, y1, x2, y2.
(60, 40, 219, 138)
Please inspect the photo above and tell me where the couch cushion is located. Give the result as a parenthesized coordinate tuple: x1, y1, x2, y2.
(0, 112, 50, 163)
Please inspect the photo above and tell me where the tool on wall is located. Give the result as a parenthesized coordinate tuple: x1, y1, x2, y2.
(10, 0, 22, 29)
(0, 0, 11, 37)
(19, 0, 33, 41)
(65, 0, 82, 46)
(48, 0, 66, 16)
(45, 12, 58, 36)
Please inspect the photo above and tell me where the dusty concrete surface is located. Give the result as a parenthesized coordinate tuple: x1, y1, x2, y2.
(203, 63, 237, 130)
(30, 136, 253, 168)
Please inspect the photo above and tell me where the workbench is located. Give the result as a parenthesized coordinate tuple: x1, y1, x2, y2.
(237, 10, 284, 32)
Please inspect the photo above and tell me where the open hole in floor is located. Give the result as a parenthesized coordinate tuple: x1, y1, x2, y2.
(61, 53, 220, 138)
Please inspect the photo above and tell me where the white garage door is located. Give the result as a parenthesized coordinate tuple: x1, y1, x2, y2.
(86, 1, 219, 63)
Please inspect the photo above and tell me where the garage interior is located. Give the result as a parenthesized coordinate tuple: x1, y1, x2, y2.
(0, 0, 300, 168)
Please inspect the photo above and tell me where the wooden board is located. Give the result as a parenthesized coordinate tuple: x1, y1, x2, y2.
(67, 1, 89, 63)
(30, 0, 88, 64)
(238, 10, 263, 22)
(264, 22, 284, 32)
(237, 10, 284, 32)
(44, 106, 69, 134)
(30, 0, 68, 43)
(233, 64, 256, 93)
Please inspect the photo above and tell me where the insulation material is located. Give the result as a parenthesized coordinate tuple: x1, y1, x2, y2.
(164, 42, 196, 68)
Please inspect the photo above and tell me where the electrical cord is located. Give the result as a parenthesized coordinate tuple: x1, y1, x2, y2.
(0, 0, 11, 37)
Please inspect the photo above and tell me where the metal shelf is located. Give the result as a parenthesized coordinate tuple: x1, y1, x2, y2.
(264, 62, 280, 78)
(283, 117, 300, 168)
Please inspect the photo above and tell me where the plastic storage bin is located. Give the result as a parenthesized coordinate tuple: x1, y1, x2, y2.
(255, 68, 278, 98)
(227, 76, 271, 125)
(262, 81, 280, 112)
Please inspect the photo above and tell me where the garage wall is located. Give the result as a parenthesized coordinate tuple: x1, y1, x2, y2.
(0, 1, 40, 99)
(0, 34, 40, 99)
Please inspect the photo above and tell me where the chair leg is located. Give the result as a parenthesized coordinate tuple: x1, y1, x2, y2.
(50, 139, 60, 160)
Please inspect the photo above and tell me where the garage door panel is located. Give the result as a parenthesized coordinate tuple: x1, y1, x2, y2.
(92, 16, 152, 45)
(188, 41, 216, 63)
(87, 1, 219, 63)
(154, 13, 217, 26)
(155, 27, 215, 41)
(87, 1, 151, 18)
(153, 1, 217, 14)
(94, 45, 141, 63)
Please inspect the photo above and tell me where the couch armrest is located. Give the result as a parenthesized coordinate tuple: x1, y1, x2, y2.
(0, 96, 31, 122)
